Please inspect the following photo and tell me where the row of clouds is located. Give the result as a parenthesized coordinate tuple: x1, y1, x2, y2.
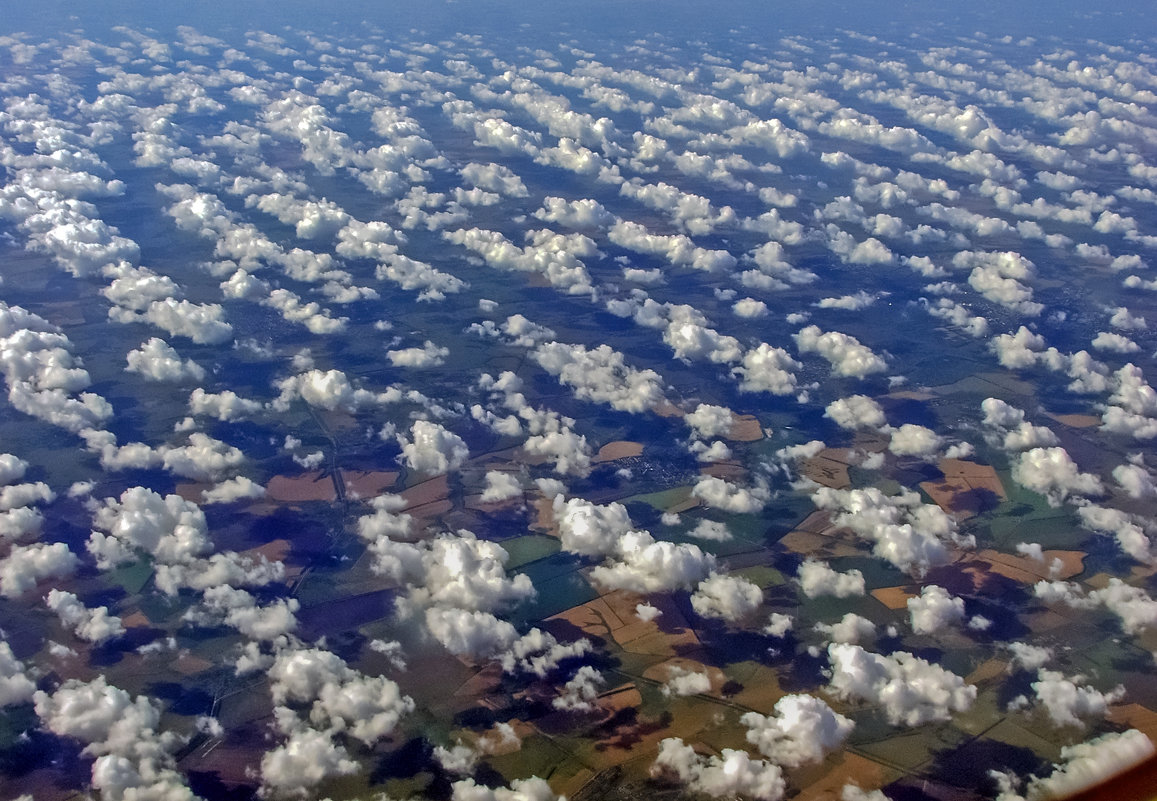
(2, 19, 1157, 801)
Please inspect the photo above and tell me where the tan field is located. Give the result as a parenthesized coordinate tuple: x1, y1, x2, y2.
(801, 448, 853, 489)
(265, 470, 336, 502)
(727, 413, 764, 441)
(593, 440, 644, 462)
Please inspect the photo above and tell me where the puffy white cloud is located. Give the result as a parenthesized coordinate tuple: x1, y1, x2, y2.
(659, 305, 743, 365)
(689, 519, 732, 542)
(553, 665, 605, 712)
(798, 560, 865, 599)
(519, 419, 592, 477)
(260, 725, 358, 796)
(536, 137, 622, 182)
(263, 288, 347, 334)
(887, 423, 943, 458)
(0, 481, 54, 512)
(0, 302, 112, 433)
(188, 387, 263, 421)
(46, 589, 124, 643)
(101, 264, 181, 312)
(1006, 642, 1054, 671)
(500, 627, 592, 678)
(451, 776, 561, 801)
(661, 666, 712, 697)
(924, 297, 988, 337)
(202, 475, 266, 504)
(385, 530, 534, 613)
(1015, 729, 1155, 800)
(637, 602, 663, 622)
(825, 395, 886, 430)
(161, 432, 245, 482)
(273, 367, 389, 412)
(691, 573, 763, 622)
(619, 179, 736, 235)
(820, 114, 935, 156)
(460, 162, 529, 197)
(1075, 505, 1155, 564)
(1065, 350, 1112, 395)
(1092, 331, 1140, 353)
(445, 227, 594, 295)
(1110, 306, 1147, 331)
(692, 476, 769, 514)
(490, 314, 558, 348)
(335, 220, 465, 301)
(981, 398, 1059, 451)
(0, 506, 44, 541)
(1108, 364, 1157, 414)
(87, 487, 210, 569)
(398, 420, 469, 475)
(34, 676, 163, 756)
(554, 497, 633, 556)
(480, 471, 523, 503)
(741, 694, 854, 767)
(0, 454, 28, 486)
(1102, 388, 1157, 439)
(155, 550, 284, 596)
(1101, 377, 1157, 427)
(1033, 580, 1086, 607)
(387, 340, 449, 367)
(727, 117, 810, 157)
(733, 298, 768, 318)
(764, 612, 794, 638)
(110, 298, 233, 344)
(533, 341, 665, 412)
(194, 584, 298, 640)
(1036, 577, 1157, 636)
(743, 242, 816, 288)
(1089, 578, 1157, 634)
(268, 645, 413, 745)
(652, 738, 785, 801)
(815, 613, 877, 645)
(827, 643, 976, 726)
(247, 192, 349, 239)
(1028, 669, 1123, 728)
(958, 251, 1042, 316)
(774, 440, 826, 468)
(840, 785, 889, 801)
(79, 429, 162, 473)
(828, 230, 896, 267)
(685, 404, 734, 440)
(1114, 462, 1157, 499)
(356, 497, 532, 611)
(124, 337, 205, 382)
(989, 326, 1053, 370)
(435, 741, 479, 775)
(812, 486, 971, 575)
(424, 607, 589, 677)
(347, 498, 412, 561)
(794, 325, 886, 378)
(907, 585, 965, 635)
(732, 343, 800, 395)
(533, 196, 615, 229)
(589, 530, 715, 594)
(220, 268, 268, 300)
(981, 397, 1027, 429)
(1012, 447, 1104, 505)
(0, 642, 35, 706)
(608, 220, 735, 273)
(0, 542, 78, 597)
(36, 219, 140, 278)
(34, 676, 194, 800)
